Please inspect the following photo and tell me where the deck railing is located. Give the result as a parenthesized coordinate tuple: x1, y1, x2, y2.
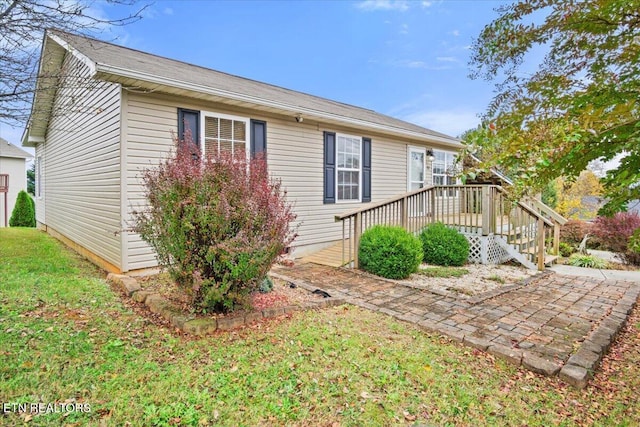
(335, 185, 557, 270)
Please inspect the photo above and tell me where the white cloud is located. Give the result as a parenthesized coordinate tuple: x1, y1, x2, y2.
(421, 1, 433, 7)
(390, 59, 454, 70)
(400, 23, 409, 34)
(436, 56, 458, 63)
(163, 7, 174, 15)
(403, 109, 481, 138)
(356, 1, 409, 12)
(450, 29, 460, 36)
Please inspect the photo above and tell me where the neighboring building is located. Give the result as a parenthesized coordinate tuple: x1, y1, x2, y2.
(0, 138, 33, 227)
(22, 30, 463, 274)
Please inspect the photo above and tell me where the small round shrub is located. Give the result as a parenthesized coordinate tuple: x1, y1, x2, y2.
(419, 222, 469, 266)
(558, 242, 577, 258)
(358, 225, 422, 280)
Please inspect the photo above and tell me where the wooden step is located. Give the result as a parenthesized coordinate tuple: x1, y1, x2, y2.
(544, 255, 559, 266)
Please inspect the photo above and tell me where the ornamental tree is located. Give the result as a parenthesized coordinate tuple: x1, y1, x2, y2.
(132, 134, 297, 312)
(465, 0, 640, 214)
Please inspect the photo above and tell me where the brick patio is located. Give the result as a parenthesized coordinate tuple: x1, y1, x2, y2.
(272, 263, 640, 388)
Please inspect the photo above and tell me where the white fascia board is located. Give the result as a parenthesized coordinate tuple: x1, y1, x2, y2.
(96, 64, 462, 149)
(48, 33, 97, 76)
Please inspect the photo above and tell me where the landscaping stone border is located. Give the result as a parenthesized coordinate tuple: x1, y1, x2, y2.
(106, 273, 345, 336)
(273, 264, 640, 389)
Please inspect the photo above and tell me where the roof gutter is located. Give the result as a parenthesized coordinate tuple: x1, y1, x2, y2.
(95, 63, 462, 148)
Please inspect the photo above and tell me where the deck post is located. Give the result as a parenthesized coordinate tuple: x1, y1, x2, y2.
(354, 211, 361, 269)
(553, 223, 560, 256)
(401, 196, 408, 229)
(481, 186, 491, 236)
(537, 217, 545, 270)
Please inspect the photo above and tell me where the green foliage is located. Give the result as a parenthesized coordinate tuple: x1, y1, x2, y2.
(259, 276, 274, 294)
(567, 253, 609, 269)
(558, 242, 577, 258)
(541, 179, 557, 209)
(624, 228, 640, 266)
(358, 225, 423, 280)
(467, 0, 640, 214)
(419, 222, 470, 267)
(417, 266, 469, 278)
(9, 190, 35, 227)
(133, 136, 296, 312)
(27, 163, 35, 195)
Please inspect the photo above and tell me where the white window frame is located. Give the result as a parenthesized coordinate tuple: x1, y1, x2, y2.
(199, 111, 250, 162)
(36, 155, 43, 199)
(336, 133, 362, 203)
(432, 150, 459, 197)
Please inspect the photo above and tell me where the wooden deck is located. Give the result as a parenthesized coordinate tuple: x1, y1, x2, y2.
(300, 240, 351, 267)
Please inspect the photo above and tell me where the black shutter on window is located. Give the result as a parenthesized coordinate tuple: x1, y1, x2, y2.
(362, 137, 371, 203)
(177, 108, 200, 145)
(250, 119, 267, 158)
(323, 131, 336, 204)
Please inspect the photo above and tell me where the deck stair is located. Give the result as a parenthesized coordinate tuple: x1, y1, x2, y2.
(335, 184, 566, 271)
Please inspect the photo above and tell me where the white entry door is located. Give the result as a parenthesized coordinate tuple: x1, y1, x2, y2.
(408, 146, 426, 191)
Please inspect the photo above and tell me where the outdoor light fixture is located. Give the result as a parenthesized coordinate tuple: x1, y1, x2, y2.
(426, 148, 435, 162)
(295, 114, 303, 123)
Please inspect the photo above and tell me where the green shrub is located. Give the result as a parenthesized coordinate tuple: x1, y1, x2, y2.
(358, 225, 422, 280)
(558, 242, 577, 258)
(9, 190, 35, 227)
(419, 222, 469, 266)
(259, 276, 274, 294)
(567, 253, 609, 269)
(133, 135, 296, 312)
(625, 228, 640, 266)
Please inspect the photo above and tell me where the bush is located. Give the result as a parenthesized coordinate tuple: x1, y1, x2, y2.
(358, 225, 422, 280)
(133, 136, 296, 312)
(591, 212, 640, 255)
(419, 222, 469, 267)
(567, 253, 609, 269)
(9, 190, 35, 227)
(560, 220, 591, 246)
(558, 242, 577, 258)
(624, 228, 640, 266)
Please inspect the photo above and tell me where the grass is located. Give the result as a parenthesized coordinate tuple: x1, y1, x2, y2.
(1, 228, 640, 426)
(567, 253, 610, 269)
(416, 266, 469, 278)
(485, 274, 506, 284)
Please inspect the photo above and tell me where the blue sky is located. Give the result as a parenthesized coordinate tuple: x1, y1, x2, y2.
(1, 0, 507, 151)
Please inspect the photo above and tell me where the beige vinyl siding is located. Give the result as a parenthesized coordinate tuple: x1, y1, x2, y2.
(42, 53, 122, 267)
(124, 92, 457, 268)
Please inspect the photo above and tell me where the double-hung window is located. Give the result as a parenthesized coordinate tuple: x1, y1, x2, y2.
(202, 113, 249, 160)
(432, 150, 458, 196)
(178, 108, 266, 160)
(323, 132, 371, 204)
(336, 134, 361, 202)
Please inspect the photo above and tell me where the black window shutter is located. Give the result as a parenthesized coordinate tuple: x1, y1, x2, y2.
(323, 132, 336, 204)
(177, 108, 200, 145)
(362, 137, 372, 203)
(250, 119, 267, 158)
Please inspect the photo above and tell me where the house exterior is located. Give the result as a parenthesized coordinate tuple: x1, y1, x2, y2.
(22, 30, 462, 274)
(0, 138, 33, 227)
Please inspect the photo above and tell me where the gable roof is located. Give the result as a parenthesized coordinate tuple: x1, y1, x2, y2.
(0, 137, 33, 159)
(24, 30, 462, 149)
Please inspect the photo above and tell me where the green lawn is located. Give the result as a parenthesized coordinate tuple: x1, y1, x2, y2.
(1, 228, 639, 426)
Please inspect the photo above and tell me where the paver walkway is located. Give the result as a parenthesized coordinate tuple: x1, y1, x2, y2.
(272, 263, 640, 388)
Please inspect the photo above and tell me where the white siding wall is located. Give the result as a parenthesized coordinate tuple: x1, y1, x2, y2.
(124, 92, 453, 268)
(41, 53, 122, 267)
(0, 157, 29, 227)
(34, 146, 45, 225)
